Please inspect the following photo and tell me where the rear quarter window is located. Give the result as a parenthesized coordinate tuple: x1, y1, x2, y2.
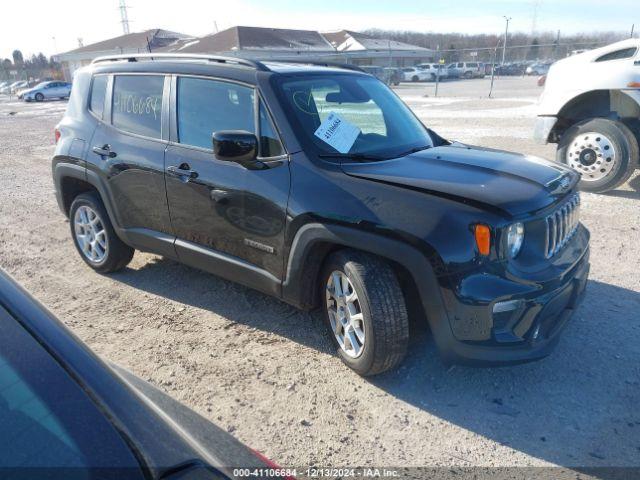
(89, 75, 108, 120)
(112, 75, 164, 138)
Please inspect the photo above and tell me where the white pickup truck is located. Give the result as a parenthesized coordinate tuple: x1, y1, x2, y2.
(534, 39, 640, 192)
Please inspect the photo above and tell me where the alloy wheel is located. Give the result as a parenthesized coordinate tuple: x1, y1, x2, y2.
(326, 271, 365, 358)
(74, 205, 108, 263)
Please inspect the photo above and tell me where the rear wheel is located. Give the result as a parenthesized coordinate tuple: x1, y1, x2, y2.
(556, 118, 639, 193)
(411, 75, 419, 82)
(320, 250, 409, 376)
(69, 192, 134, 273)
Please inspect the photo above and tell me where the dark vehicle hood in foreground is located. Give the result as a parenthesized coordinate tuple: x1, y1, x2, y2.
(341, 143, 578, 217)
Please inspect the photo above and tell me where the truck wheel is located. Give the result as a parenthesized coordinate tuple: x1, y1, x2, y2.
(320, 250, 409, 376)
(69, 192, 134, 273)
(556, 118, 639, 193)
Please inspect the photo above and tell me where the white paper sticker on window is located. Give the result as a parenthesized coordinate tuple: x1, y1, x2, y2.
(313, 112, 360, 154)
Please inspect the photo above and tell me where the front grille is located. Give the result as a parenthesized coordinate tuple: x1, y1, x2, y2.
(544, 193, 580, 258)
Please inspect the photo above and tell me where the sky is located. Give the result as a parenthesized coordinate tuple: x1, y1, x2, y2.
(1, 0, 637, 59)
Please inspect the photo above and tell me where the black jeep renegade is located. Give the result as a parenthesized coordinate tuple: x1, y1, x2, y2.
(52, 54, 590, 375)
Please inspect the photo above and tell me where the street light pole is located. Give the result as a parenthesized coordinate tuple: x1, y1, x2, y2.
(501, 16, 512, 65)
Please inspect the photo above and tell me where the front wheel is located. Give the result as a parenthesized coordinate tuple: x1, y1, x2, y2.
(35, 93, 44, 102)
(69, 192, 134, 273)
(320, 250, 409, 376)
(556, 118, 639, 193)
(411, 75, 419, 82)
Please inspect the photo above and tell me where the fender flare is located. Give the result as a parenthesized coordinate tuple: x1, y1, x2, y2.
(53, 161, 123, 231)
(281, 223, 454, 350)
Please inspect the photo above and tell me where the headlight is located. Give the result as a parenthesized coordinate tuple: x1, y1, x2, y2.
(506, 222, 525, 258)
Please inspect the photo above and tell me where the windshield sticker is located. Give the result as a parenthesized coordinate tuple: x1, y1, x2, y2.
(313, 112, 360, 154)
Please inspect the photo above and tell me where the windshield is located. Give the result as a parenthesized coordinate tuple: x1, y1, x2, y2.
(275, 74, 433, 158)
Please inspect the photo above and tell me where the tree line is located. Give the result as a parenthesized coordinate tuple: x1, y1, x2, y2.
(363, 29, 630, 62)
(1, 49, 63, 81)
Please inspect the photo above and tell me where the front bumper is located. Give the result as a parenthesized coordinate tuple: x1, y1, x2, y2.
(533, 116, 558, 144)
(433, 244, 590, 366)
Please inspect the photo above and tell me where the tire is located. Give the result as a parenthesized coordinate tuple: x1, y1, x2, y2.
(556, 118, 639, 193)
(69, 192, 134, 273)
(411, 75, 419, 82)
(35, 93, 44, 102)
(430, 74, 436, 82)
(463, 71, 473, 79)
(320, 249, 409, 376)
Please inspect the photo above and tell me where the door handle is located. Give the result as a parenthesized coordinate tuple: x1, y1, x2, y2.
(92, 144, 117, 159)
(167, 163, 199, 180)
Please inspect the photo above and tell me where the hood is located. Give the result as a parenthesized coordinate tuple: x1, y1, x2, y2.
(340, 143, 578, 217)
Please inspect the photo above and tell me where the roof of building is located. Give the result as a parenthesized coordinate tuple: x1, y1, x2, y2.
(177, 26, 335, 53)
(58, 29, 194, 57)
(322, 30, 432, 52)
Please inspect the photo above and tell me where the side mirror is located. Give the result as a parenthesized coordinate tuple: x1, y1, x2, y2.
(212, 130, 263, 169)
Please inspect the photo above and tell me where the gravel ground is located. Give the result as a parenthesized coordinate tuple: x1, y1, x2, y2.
(0, 76, 639, 472)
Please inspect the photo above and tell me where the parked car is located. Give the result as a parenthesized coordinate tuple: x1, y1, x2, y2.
(9, 80, 29, 94)
(534, 38, 640, 192)
(53, 54, 590, 376)
(21, 81, 72, 102)
(0, 267, 282, 478)
(382, 67, 402, 86)
(526, 62, 552, 76)
(401, 66, 433, 82)
(495, 63, 526, 76)
(359, 65, 400, 86)
(0, 80, 27, 94)
(417, 63, 448, 80)
(447, 62, 485, 79)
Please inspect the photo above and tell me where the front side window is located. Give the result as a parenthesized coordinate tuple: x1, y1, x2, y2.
(177, 77, 255, 149)
(112, 75, 164, 138)
(595, 47, 638, 62)
(89, 75, 108, 119)
(275, 74, 432, 158)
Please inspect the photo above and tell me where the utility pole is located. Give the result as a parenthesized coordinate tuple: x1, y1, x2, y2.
(119, 0, 130, 35)
(501, 16, 512, 65)
(631, 24, 635, 38)
(214, 21, 219, 33)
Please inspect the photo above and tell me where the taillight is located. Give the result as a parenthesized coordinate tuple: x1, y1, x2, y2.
(54, 128, 61, 144)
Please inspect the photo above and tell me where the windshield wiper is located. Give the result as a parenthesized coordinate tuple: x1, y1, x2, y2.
(318, 152, 387, 162)
(393, 145, 432, 157)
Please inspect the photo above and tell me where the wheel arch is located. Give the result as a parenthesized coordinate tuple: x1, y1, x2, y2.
(53, 162, 121, 229)
(281, 223, 450, 337)
(550, 89, 640, 142)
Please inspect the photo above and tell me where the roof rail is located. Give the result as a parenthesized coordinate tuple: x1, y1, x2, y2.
(264, 59, 365, 72)
(91, 53, 270, 71)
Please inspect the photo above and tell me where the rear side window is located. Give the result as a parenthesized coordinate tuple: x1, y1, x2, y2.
(259, 101, 284, 157)
(177, 77, 255, 149)
(89, 75, 108, 119)
(595, 47, 638, 62)
(112, 75, 164, 138)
